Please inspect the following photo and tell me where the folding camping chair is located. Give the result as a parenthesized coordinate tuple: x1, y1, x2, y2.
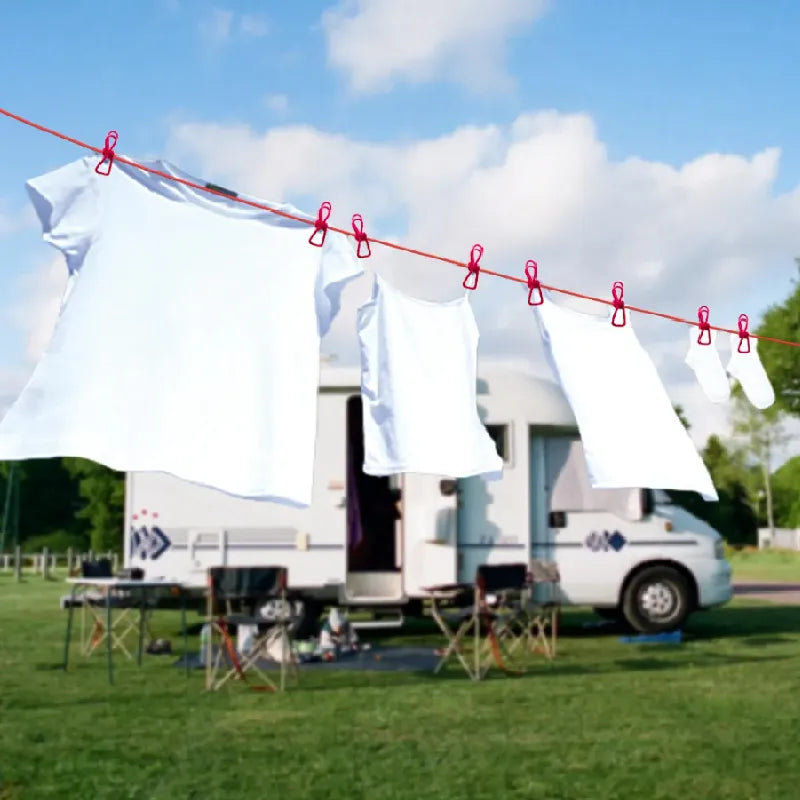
(521, 559, 561, 659)
(430, 563, 530, 680)
(204, 566, 299, 692)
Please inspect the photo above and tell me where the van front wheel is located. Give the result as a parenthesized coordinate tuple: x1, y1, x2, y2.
(622, 566, 690, 634)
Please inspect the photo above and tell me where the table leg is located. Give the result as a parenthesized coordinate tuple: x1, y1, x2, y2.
(62, 585, 77, 671)
(137, 588, 147, 666)
(106, 588, 114, 685)
(182, 591, 189, 679)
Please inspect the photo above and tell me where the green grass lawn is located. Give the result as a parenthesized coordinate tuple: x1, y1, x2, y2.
(1, 576, 800, 800)
(728, 547, 800, 582)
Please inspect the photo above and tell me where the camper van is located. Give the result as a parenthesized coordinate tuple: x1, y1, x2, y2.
(124, 367, 733, 634)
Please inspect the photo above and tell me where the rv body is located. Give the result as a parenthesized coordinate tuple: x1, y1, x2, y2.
(124, 368, 732, 633)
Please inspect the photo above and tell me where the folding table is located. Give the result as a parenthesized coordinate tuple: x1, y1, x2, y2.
(62, 577, 188, 685)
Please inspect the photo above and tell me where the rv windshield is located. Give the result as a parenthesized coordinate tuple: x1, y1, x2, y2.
(651, 489, 672, 505)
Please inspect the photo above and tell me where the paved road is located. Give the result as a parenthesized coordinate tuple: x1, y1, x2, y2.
(734, 582, 800, 605)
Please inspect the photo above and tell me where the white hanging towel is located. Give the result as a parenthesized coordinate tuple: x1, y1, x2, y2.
(356, 274, 503, 480)
(533, 294, 718, 501)
(0, 156, 363, 506)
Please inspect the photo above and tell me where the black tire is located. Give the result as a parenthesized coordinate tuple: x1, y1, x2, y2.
(622, 565, 691, 634)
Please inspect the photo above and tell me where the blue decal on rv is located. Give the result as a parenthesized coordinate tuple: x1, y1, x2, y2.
(585, 530, 627, 553)
(130, 526, 171, 560)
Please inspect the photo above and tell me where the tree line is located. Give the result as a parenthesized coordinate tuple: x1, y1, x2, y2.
(0, 458, 123, 555)
(2, 260, 800, 553)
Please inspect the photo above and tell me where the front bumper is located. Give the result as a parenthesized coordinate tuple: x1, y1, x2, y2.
(696, 557, 733, 608)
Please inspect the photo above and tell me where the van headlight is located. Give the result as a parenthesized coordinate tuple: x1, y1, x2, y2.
(713, 539, 725, 559)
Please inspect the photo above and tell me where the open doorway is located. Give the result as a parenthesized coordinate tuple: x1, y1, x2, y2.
(345, 395, 401, 573)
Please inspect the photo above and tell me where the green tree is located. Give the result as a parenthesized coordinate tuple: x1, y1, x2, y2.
(729, 389, 789, 541)
(755, 257, 800, 416)
(668, 407, 758, 544)
(62, 458, 125, 554)
(673, 404, 690, 431)
(1, 458, 83, 548)
(769, 456, 800, 527)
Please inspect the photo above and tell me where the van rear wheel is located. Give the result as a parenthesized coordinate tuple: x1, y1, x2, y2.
(622, 566, 690, 634)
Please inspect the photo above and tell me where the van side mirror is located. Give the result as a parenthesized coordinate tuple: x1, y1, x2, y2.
(549, 511, 567, 529)
(440, 479, 457, 497)
(641, 489, 654, 516)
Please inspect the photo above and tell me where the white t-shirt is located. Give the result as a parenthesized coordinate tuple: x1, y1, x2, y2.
(357, 275, 503, 479)
(533, 295, 718, 501)
(0, 156, 362, 506)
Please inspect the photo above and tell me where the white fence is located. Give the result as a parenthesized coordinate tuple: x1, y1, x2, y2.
(758, 528, 800, 551)
(0, 548, 119, 579)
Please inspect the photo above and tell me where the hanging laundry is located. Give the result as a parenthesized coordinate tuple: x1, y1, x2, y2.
(685, 328, 731, 404)
(533, 295, 718, 501)
(726, 334, 775, 410)
(356, 275, 503, 480)
(0, 156, 363, 506)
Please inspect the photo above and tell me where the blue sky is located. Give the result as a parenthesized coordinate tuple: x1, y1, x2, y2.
(0, 0, 796, 182)
(1, 0, 799, 446)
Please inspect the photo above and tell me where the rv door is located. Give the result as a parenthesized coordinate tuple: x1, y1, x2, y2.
(402, 474, 459, 596)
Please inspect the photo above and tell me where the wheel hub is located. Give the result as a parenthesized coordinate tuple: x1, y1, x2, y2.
(640, 581, 677, 619)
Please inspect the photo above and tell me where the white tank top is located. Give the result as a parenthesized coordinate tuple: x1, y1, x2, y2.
(356, 275, 503, 480)
(534, 294, 717, 500)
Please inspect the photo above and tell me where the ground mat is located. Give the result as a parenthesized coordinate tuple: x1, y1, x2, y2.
(174, 645, 440, 673)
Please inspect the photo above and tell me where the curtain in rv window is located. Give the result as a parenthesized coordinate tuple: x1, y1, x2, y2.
(544, 436, 644, 522)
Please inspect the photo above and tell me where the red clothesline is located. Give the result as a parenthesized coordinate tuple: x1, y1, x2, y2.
(1, 105, 798, 349)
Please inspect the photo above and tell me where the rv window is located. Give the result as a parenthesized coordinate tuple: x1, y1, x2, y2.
(652, 489, 673, 506)
(485, 424, 509, 462)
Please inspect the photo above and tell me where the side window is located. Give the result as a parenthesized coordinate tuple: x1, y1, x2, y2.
(485, 424, 510, 462)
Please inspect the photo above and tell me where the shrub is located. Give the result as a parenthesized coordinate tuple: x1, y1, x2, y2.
(21, 530, 89, 554)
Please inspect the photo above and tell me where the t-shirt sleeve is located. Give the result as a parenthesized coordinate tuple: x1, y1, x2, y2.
(25, 157, 101, 276)
(315, 229, 364, 337)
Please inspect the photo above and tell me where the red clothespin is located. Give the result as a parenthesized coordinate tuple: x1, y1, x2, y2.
(696, 305, 712, 345)
(463, 244, 483, 290)
(525, 259, 543, 306)
(309, 201, 331, 247)
(737, 313, 751, 354)
(611, 281, 626, 327)
(352, 214, 371, 258)
(94, 130, 118, 176)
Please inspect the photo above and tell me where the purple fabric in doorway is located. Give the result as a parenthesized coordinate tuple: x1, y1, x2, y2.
(346, 424, 363, 549)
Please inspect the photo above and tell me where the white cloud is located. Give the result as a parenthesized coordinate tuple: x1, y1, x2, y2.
(198, 8, 234, 46)
(0, 254, 68, 415)
(263, 93, 289, 114)
(198, 8, 268, 47)
(0, 202, 36, 236)
(239, 13, 268, 37)
(9, 256, 69, 363)
(321, 0, 549, 93)
(166, 110, 800, 449)
(0, 366, 29, 417)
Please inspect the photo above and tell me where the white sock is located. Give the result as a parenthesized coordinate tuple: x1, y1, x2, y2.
(685, 327, 730, 403)
(726, 333, 775, 410)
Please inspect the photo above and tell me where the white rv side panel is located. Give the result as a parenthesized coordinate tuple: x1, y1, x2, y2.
(456, 420, 530, 583)
(125, 389, 351, 589)
(402, 474, 457, 595)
